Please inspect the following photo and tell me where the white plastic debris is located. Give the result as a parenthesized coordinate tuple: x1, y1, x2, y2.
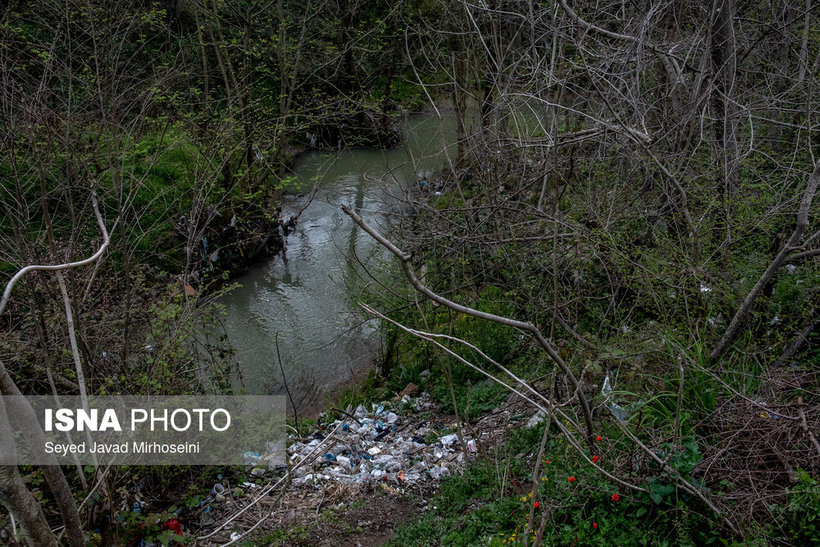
(707, 316, 725, 328)
(336, 455, 352, 471)
(286, 392, 470, 487)
(526, 411, 546, 429)
(610, 403, 630, 422)
(601, 372, 614, 399)
(429, 466, 451, 480)
(439, 433, 459, 447)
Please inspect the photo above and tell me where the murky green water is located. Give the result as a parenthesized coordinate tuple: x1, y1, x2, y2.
(217, 113, 455, 407)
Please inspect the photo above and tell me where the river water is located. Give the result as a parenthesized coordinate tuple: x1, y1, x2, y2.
(216, 113, 455, 408)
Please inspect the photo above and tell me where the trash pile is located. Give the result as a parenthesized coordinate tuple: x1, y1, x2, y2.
(287, 391, 478, 487)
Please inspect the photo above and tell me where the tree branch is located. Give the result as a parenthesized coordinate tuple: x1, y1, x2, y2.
(711, 163, 820, 361)
(0, 193, 111, 316)
(341, 204, 597, 448)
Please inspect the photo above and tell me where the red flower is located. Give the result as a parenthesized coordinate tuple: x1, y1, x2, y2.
(591, 455, 600, 463)
(595, 435, 602, 442)
(568, 476, 575, 482)
(611, 493, 620, 502)
(544, 459, 550, 464)
(534, 502, 540, 509)
(162, 518, 183, 536)
(593, 522, 598, 529)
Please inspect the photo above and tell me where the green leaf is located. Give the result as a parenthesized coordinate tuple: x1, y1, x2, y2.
(649, 480, 675, 505)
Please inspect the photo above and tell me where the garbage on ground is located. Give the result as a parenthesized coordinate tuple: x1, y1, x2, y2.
(600, 371, 636, 422)
(526, 410, 546, 429)
(609, 402, 630, 422)
(286, 391, 476, 487)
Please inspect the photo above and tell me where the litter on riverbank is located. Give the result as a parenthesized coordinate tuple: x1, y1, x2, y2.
(287, 392, 478, 488)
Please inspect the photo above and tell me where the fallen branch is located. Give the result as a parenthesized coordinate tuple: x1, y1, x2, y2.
(341, 205, 598, 449)
(362, 303, 646, 495)
(345, 204, 745, 533)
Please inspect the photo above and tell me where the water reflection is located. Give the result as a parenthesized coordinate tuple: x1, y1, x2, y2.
(216, 114, 455, 408)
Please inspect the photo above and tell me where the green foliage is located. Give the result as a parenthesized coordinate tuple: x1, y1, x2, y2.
(116, 508, 193, 547)
(432, 378, 507, 421)
(772, 469, 820, 545)
(336, 368, 382, 410)
(391, 422, 729, 546)
(389, 462, 518, 546)
(250, 525, 310, 544)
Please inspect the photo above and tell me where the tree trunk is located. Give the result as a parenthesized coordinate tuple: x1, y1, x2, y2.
(0, 365, 84, 547)
(0, 399, 57, 547)
(709, 0, 739, 253)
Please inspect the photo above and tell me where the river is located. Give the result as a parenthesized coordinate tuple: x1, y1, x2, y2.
(216, 113, 455, 410)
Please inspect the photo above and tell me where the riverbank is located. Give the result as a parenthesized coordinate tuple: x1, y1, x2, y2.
(191, 376, 538, 545)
